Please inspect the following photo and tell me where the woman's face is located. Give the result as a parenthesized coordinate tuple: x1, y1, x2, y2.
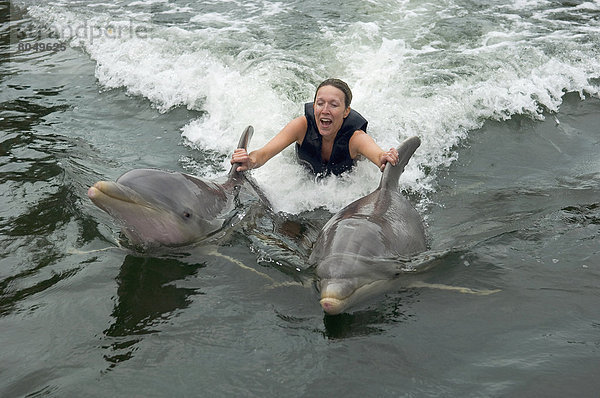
(313, 85, 351, 140)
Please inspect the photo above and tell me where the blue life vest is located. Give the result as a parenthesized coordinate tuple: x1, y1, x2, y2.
(296, 102, 368, 176)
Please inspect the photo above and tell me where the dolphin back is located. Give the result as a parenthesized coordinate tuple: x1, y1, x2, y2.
(228, 125, 254, 178)
(379, 136, 421, 192)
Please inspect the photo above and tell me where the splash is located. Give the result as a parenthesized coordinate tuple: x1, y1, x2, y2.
(17, 0, 600, 213)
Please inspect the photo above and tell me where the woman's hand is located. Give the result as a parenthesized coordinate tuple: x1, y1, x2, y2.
(379, 147, 399, 171)
(231, 148, 253, 172)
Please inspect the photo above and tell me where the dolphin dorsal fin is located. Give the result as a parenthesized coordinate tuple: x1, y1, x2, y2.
(226, 125, 274, 209)
(228, 125, 254, 178)
(378, 136, 421, 191)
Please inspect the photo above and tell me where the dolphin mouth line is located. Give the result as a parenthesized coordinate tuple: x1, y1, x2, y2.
(320, 282, 374, 302)
(319, 286, 356, 302)
(319, 278, 393, 314)
(88, 182, 151, 208)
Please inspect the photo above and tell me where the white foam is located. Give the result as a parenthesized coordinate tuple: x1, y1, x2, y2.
(19, 0, 600, 213)
(324, 13, 599, 196)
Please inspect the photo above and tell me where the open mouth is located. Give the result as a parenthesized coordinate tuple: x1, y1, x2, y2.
(319, 118, 333, 128)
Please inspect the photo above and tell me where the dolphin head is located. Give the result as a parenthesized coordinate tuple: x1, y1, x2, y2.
(316, 254, 401, 315)
(88, 169, 232, 248)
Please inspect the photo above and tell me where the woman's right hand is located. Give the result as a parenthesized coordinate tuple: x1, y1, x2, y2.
(229, 115, 307, 173)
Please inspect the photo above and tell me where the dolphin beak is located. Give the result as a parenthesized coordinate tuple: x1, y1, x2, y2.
(88, 181, 140, 204)
(87, 182, 104, 200)
(319, 280, 354, 315)
(320, 297, 345, 315)
(87, 180, 155, 225)
(88, 182, 115, 212)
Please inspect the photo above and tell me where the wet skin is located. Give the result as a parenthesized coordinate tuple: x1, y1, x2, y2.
(309, 136, 426, 315)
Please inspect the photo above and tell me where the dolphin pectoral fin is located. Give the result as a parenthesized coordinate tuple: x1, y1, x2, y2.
(205, 247, 275, 283)
(67, 246, 121, 255)
(265, 281, 307, 290)
(205, 247, 306, 290)
(408, 281, 501, 295)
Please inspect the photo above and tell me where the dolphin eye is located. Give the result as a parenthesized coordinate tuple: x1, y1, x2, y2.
(183, 211, 192, 219)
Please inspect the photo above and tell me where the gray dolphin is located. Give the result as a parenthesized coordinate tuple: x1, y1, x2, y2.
(88, 126, 265, 249)
(309, 136, 426, 315)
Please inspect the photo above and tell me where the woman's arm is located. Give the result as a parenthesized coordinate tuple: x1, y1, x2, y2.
(231, 116, 307, 172)
(349, 130, 399, 172)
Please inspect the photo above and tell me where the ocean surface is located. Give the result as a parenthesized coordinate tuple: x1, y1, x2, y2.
(1, 0, 599, 396)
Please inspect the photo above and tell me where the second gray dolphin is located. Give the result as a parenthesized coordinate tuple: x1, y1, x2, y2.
(88, 126, 267, 249)
(309, 136, 426, 315)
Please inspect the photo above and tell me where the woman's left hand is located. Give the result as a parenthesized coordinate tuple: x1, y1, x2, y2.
(379, 148, 399, 171)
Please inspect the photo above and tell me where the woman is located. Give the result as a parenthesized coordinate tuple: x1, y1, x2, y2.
(231, 78, 399, 176)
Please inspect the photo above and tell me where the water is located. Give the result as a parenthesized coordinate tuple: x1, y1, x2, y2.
(1, 0, 599, 396)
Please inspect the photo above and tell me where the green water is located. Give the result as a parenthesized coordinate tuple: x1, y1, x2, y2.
(2, 0, 600, 396)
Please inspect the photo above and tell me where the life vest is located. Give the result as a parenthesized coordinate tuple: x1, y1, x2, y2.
(296, 102, 368, 176)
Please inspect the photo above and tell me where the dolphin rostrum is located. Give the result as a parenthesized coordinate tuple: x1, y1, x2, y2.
(88, 126, 266, 249)
(309, 136, 426, 315)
